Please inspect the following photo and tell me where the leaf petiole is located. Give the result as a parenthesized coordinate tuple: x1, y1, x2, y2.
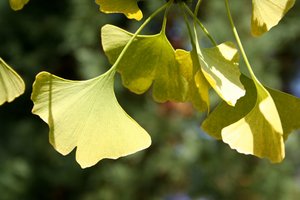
(182, 3, 217, 46)
(224, 0, 258, 83)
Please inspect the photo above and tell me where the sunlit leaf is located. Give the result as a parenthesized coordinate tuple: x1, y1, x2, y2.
(101, 24, 188, 102)
(0, 58, 25, 105)
(196, 42, 245, 106)
(9, 0, 29, 11)
(95, 0, 142, 21)
(175, 49, 210, 112)
(202, 75, 295, 162)
(252, 0, 295, 36)
(31, 71, 151, 168)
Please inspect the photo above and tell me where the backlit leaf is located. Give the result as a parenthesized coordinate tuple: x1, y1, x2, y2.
(9, 0, 29, 11)
(197, 42, 245, 106)
(252, 0, 295, 36)
(202, 75, 295, 163)
(31, 71, 151, 168)
(101, 24, 188, 102)
(0, 58, 25, 105)
(175, 49, 210, 112)
(95, 0, 142, 21)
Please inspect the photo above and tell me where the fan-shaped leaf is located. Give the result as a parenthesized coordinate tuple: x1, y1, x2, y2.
(202, 75, 296, 162)
(175, 49, 210, 112)
(95, 0, 142, 21)
(252, 0, 295, 36)
(31, 71, 151, 168)
(0, 58, 25, 105)
(9, 0, 29, 11)
(101, 24, 188, 102)
(197, 42, 245, 106)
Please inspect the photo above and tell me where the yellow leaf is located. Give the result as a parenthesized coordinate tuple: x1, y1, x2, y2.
(0, 58, 25, 105)
(202, 75, 286, 162)
(198, 42, 245, 106)
(175, 49, 210, 112)
(95, 0, 143, 21)
(221, 93, 284, 163)
(9, 0, 29, 11)
(252, 0, 295, 36)
(31, 71, 151, 168)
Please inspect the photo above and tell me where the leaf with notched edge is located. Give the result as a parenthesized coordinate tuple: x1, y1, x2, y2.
(202, 75, 300, 163)
(101, 24, 188, 103)
(31, 71, 151, 168)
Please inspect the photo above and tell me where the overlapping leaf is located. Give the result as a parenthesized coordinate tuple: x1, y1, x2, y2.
(101, 24, 188, 102)
(175, 49, 210, 112)
(9, 0, 29, 11)
(0, 58, 25, 105)
(202, 75, 300, 162)
(251, 0, 295, 36)
(196, 42, 245, 106)
(95, 0, 143, 20)
(31, 71, 151, 168)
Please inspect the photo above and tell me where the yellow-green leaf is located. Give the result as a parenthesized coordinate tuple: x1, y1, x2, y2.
(101, 24, 188, 102)
(9, 0, 29, 11)
(0, 58, 25, 105)
(202, 75, 293, 163)
(31, 71, 151, 168)
(197, 42, 245, 106)
(95, 0, 142, 21)
(175, 49, 210, 112)
(252, 0, 295, 36)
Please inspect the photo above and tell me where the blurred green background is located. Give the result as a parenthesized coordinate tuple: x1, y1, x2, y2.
(0, 0, 300, 199)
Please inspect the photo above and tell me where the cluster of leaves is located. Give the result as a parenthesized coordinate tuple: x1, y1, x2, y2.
(1, 0, 299, 168)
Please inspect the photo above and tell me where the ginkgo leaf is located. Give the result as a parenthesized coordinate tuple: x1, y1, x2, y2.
(0, 58, 25, 105)
(202, 75, 292, 163)
(95, 0, 143, 21)
(9, 0, 29, 11)
(31, 71, 151, 168)
(175, 49, 210, 112)
(101, 24, 188, 103)
(203, 75, 300, 140)
(197, 42, 245, 106)
(252, 0, 295, 36)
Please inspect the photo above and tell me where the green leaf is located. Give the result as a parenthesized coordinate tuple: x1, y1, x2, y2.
(31, 71, 151, 168)
(175, 49, 210, 112)
(95, 0, 143, 21)
(197, 42, 245, 106)
(0, 58, 25, 105)
(202, 75, 300, 163)
(9, 0, 29, 11)
(101, 24, 188, 102)
(268, 88, 300, 140)
(252, 0, 295, 36)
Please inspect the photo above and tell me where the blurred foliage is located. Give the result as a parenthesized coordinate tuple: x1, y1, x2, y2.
(0, 0, 300, 199)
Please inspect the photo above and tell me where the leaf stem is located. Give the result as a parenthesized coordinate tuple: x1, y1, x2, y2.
(161, 2, 173, 34)
(109, 1, 172, 73)
(183, 3, 217, 46)
(194, 0, 202, 16)
(224, 0, 257, 81)
(180, 3, 195, 47)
